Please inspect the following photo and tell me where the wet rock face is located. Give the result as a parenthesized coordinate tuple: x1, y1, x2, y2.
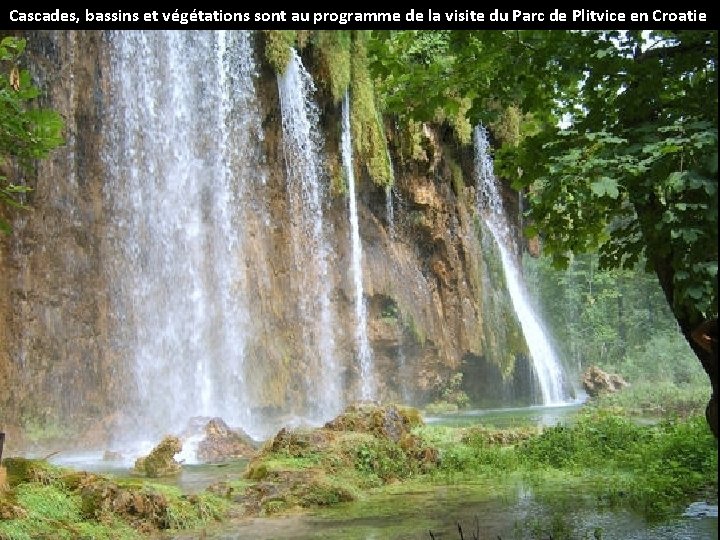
(0, 31, 528, 440)
(582, 365, 629, 397)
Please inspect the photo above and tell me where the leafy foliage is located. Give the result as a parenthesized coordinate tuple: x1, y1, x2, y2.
(1, 35, 64, 233)
(506, 31, 718, 326)
(368, 29, 717, 343)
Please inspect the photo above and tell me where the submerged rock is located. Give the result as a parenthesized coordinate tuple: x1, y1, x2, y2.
(581, 365, 628, 397)
(133, 436, 182, 478)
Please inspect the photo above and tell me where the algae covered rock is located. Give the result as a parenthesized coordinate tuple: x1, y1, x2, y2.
(133, 436, 182, 478)
(323, 403, 423, 442)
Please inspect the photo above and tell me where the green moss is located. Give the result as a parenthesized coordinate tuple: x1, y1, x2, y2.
(350, 31, 393, 187)
(399, 120, 430, 163)
(327, 154, 347, 196)
(488, 104, 522, 147)
(403, 312, 426, 347)
(3, 458, 67, 487)
(449, 158, 465, 197)
(314, 31, 352, 104)
(263, 31, 297, 74)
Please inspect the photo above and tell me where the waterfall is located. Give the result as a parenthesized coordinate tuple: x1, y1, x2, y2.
(385, 185, 395, 240)
(103, 31, 262, 440)
(473, 126, 568, 405)
(277, 50, 342, 418)
(341, 91, 375, 400)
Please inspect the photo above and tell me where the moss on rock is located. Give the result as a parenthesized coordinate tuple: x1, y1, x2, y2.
(133, 436, 182, 478)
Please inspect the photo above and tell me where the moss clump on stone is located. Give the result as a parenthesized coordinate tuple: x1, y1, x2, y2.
(314, 31, 352, 104)
(350, 31, 394, 188)
(237, 404, 437, 515)
(133, 436, 182, 478)
(263, 30, 297, 74)
(2, 457, 67, 487)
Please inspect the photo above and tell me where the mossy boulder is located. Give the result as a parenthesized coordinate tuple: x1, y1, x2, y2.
(237, 404, 438, 516)
(133, 436, 182, 478)
(77, 475, 171, 530)
(324, 403, 423, 442)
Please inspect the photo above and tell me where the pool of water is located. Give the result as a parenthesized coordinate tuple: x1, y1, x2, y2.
(48, 451, 248, 494)
(171, 482, 717, 540)
(423, 401, 585, 429)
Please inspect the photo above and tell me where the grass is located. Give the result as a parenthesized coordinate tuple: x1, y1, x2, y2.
(3, 401, 716, 538)
(0, 464, 229, 540)
(591, 380, 710, 418)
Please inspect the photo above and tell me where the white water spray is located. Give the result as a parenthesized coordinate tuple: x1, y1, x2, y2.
(103, 31, 260, 440)
(473, 126, 568, 405)
(341, 91, 375, 400)
(278, 50, 342, 416)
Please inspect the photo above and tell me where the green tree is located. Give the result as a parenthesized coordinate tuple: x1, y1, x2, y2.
(1, 35, 63, 233)
(508, 31, 717, 435)
(369, 30, 717, 434)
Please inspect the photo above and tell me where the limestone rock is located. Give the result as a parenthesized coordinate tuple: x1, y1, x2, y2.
(324, 403, 423, 442)
(197, 418, 256, 463)
(582, 365, 628, 397)
(133, 436, 182, 478)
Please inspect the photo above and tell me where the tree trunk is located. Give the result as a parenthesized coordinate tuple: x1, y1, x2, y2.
(632, 192, 718, 438)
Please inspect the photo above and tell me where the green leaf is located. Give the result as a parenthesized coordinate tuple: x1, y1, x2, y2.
(590, 177, 619, 199)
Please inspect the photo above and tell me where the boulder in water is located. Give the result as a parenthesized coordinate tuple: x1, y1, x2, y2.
(133, 436, 182, 477)
(323, 403, 423, 442)
(197, 418, 256, 463)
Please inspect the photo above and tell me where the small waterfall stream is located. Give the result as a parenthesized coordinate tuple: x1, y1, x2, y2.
(277, 50, 342, 418)
(473, 125, 568, 405)
(341, 91, 375, 400)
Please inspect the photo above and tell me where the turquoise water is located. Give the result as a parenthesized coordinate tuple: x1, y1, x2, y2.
(423, 402, 584, 429)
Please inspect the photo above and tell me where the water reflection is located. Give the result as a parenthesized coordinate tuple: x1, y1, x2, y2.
(423, 401, 585, 429)
(204, 482, 717, 540)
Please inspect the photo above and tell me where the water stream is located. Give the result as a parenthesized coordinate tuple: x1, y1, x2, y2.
(474, 126, 568, 405)
(341, 91, 375, 401)
(276, 49, 343, 420)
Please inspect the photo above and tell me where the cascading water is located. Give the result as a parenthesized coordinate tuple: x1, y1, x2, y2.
(341, 91, 375, 400)
(103, 31, 262, 442)
(277, 50, 342, 418)
(473, 125, 568, 405)
(385, 185, 395, 241)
